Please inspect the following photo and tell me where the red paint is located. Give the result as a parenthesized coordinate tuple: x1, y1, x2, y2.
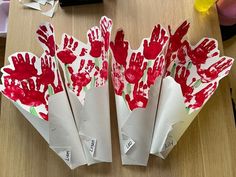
(57, 49, 77, 64)
(37, 24, 56, 56)
(165, 21, 190, 68)
(197, 57, 233, 83)
(68, 59, 94, 96)
(124, 52, 147, 84)
(20, 79, 46, 107)
(3, 53, 38, 80)
(174, 65, 194, 97)
(36, 56, 55, 91)
(125, 81, 148, 110)
(188, 38, 217, 65)
(110, 30, 128, 67)
(111, 63, 124, 95)
(143, 25, 168, 60)
(57, 35, 79, 64)
(2, 77, 24, 101)
(39, 112, 48, 121)
(79, 48, 87, 56)
(100, 60, 108, 80)
(147, 55, 164, 87)
(100, 17, 112, 52)
(189, 82, 217, 109)
(88, 28, 103, 58)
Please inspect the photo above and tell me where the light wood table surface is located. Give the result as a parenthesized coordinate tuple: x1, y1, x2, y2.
(0, 0, 235, 177)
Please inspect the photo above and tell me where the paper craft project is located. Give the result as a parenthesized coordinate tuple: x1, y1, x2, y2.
(0, 16, 113, 169)
(111, 21, 234, 165)
(57, 16, 113, 165)
(110, 25, 169, 165)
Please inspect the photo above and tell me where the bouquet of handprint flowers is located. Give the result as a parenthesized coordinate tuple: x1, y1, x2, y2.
(0, 16, 113, 169)
(110, 21, 234, 165)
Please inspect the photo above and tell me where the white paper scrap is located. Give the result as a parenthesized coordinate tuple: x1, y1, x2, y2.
(23, 2, 41, 11)
(41, 0, 58, 18)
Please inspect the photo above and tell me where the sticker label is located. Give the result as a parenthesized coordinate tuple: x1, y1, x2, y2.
(58, 149, 71, 163)
(88, 139, 97, 157)
(124, 138, 135, 154)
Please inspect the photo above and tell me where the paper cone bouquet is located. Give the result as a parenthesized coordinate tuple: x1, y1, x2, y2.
(0, 17, 234, 168)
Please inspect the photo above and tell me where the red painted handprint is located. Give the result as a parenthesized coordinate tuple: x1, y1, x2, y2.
(197, 57, 233, 83)
(88, 27, 103, 58)
(36, 55, 56, 92)
(111, 63, 124, 96)
(37, 23, 56, 56)
(57, 35, 78, 64)
(20, 79, 47, 107)
(188, 82, 217, 109)
(147, 55, 164, 87)
(125, 81, 148, 110)
(174, 65, 194, 97)
(165, 21, 190, 68)
(143, 25, 168, 60)
(100, 60, 109, 81)
(188, 38, 219, 65)
(100, 17, 112, 52)
(68, 59, 94, 96)
(110, 30, 129, 67)
(2, 76, 24, 101)
(3, 53, 37, 80)
(125, 52, 147, 84)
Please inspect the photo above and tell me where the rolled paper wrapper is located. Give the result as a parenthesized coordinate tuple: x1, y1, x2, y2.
(111, 24, 168, 165)
(150, 77, 200, 158)
(48, 91, 87, 169)
(67, 83, 112, 165)
(150, 20, 234, 158)
(57, 16, 113, 165)
(116, 78, 161, 165)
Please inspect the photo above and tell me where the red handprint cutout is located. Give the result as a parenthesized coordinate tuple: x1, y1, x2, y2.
(3, 53, 37, 80)
(37, 23, 56, 57)
(88, 27, 103, 58)
(188, 38, 219, 65)
(125, 52, 147, 84)
(125, 81, 148, 110)
(68, 59, 94, 96)
(143, 25, 168, 60)
(111, 63, 124, 96)
(147, 55, 164, 87)
(188, 82, 217, 109)
(197, 57, 233, 83)
(174, 65, 194, 97)
(20, 79, 47, 107)
(110, 30, 129, 67)
(100, 16, 113, 52)
(36, 55, 56, 92)
(57, 34, 78, 64)
(165, 21, 190, 68)
(2, 76, 24, 101)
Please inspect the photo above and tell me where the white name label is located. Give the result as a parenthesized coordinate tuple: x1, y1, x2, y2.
(124, 138, 135, 154)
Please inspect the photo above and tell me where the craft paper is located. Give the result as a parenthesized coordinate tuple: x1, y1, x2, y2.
(150, 21, 234, 158)
(0, 22, 87, 169)
(56, 16, 113, 165)
(111, 20, 234, 164)
(20, 0, 58, 18)
(110, 25, 169, 165)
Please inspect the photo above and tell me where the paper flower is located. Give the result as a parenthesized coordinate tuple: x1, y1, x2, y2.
(57, 16, 112, 104)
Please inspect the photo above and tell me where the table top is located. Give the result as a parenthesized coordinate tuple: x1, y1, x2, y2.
(0, 0, 235, 177)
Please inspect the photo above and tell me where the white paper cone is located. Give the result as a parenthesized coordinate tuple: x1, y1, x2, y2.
(150, 76, 200, 158)
(48, 91, 87, 169)
(116, 78, 161, 166)
(14, 103, 49, 143)
(67, 82, 112, 165)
